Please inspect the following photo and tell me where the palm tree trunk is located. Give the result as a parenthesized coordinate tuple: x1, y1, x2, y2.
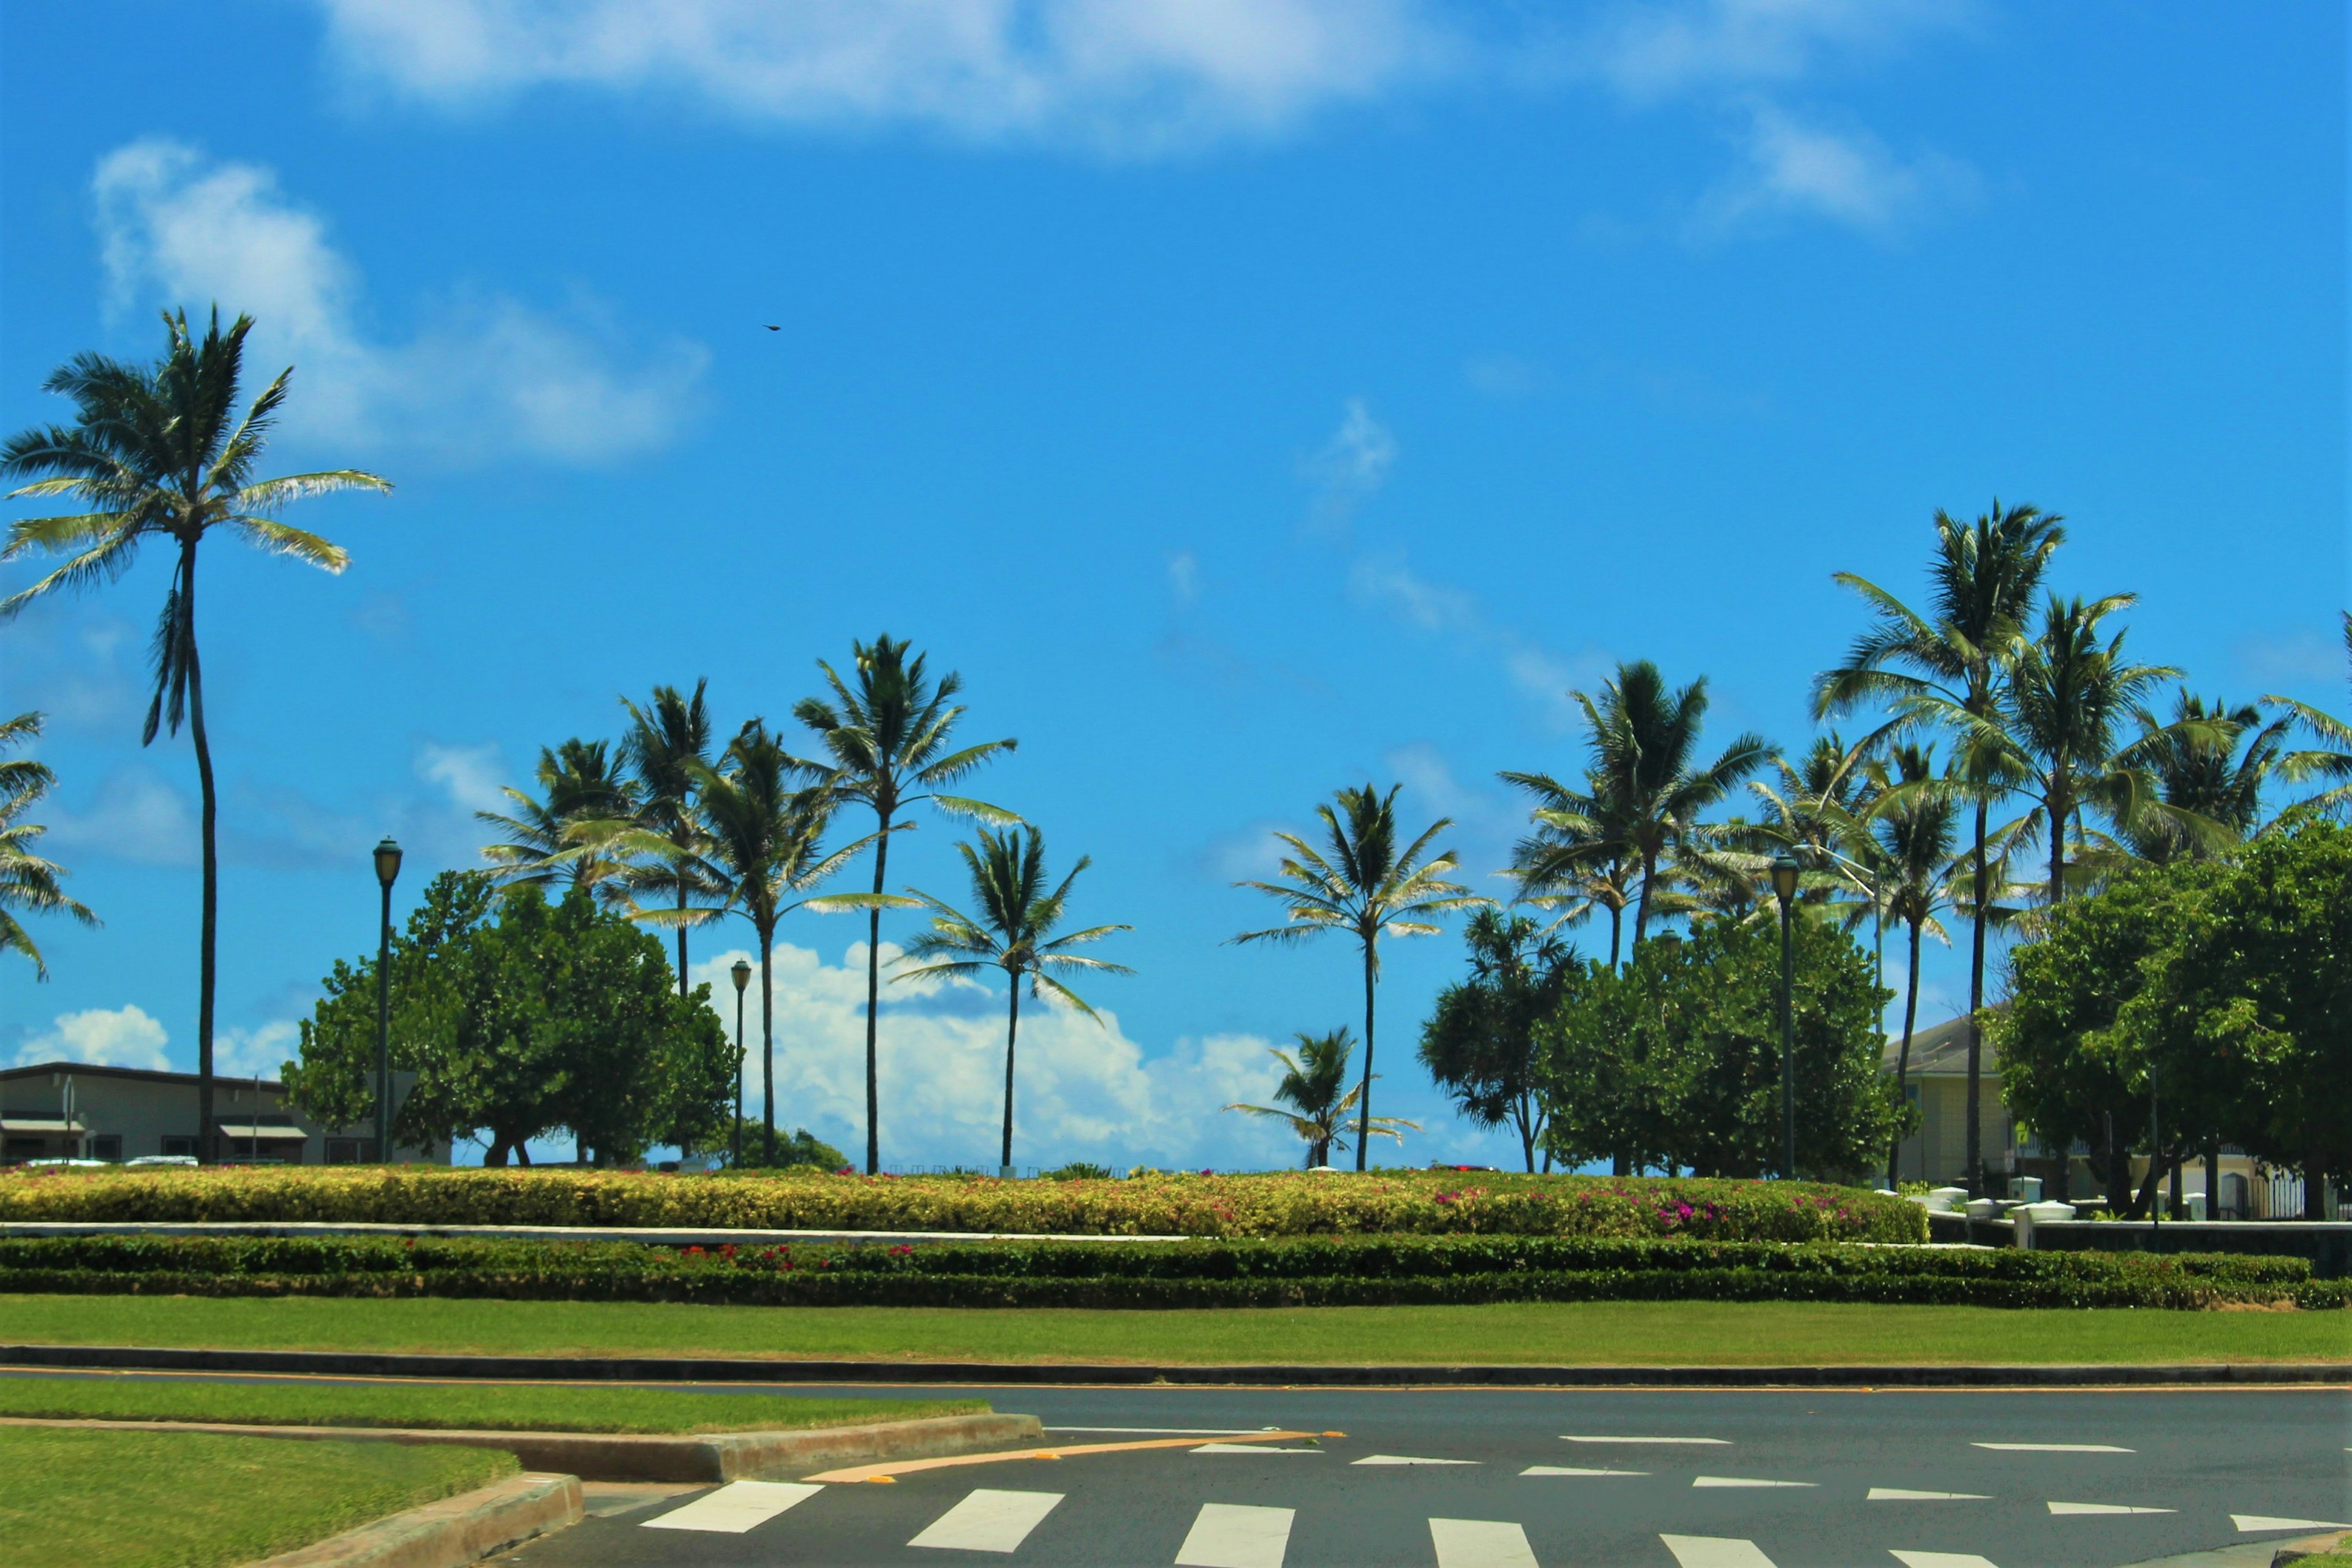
(181, 544, 219, 1166)
(676, 881, 689, 1001)
(1607, 903, 1623, 969)
(1355, 935, 1376, 1172)
(1966, 796, 1988, 1198)
(1632, 853, 1657, 948)
(863, 809, 892, 1174)
(1000, 976, 1020, 1172)
(1887, 917, 1923, 1190)
(2046, 777, 2068, 908)
(758, 918, 776, 1166)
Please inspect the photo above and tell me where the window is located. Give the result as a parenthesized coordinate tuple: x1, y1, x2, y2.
(161, 1136, 197, 1158)
(89, 1135, 121, 1161)
(325, 1139, 377, 1165)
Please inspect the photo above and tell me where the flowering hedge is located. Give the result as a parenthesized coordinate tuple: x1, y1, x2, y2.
(0, 1232, 2331, 1310)
(0, 1166, 1924, 1243)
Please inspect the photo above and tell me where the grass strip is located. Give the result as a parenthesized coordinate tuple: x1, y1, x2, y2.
(0, 1374, 984, 1433)
(0, 1426, 515, 1568)
(4, 1294, 2346, 1365)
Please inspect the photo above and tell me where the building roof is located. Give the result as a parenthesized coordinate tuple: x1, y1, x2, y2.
(0, 1061, 285, 1092)
(1880, 1006, 2009, 1078)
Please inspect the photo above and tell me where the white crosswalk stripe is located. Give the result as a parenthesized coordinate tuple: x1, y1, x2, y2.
(1174, 1504, 1295, 1568)
(1890, 1552, 2002, 1568)
(1191, 1442, 1322, 1454)
(1428, 1518, 1540, 1568)
(908, 1488, 1066, 1553)
(1692, 1477, 1815, 1489)
(2046, 1501, 2173, 1516)
(1869, 1489, 1989, 1501)
(640, 1481, 823, 1534)
(1521, 1465, 1645, 1477)
(1973, 1442, 2132, 1452)
(1659, 1534, 1779, 1568)
(2236, 1515, 2352, 1532)
(1565, 1435, 1729, 1445)
(1355, 1454, 1479, 1466)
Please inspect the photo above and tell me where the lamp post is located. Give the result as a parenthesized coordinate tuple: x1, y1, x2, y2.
(730, 959, 752, 1169)
(1770, 848, 1800, 1182)
(372, 837, 402, 1163)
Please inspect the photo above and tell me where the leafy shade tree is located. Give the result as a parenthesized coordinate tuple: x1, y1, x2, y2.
(478, 738, 638, 892)
(1417, 909, 1569, 1172)
(2266, 611, 2352, 818)
(1815, 500, 2064, 1196)
(663, 721, 902, 1164)
(1537, 916, 1899, 1180)
(1231, 783, 1485, 1170)
(0, 712, 97, 976)
(900, 828, 1133, 1172)
(1223, 1028, 1414, 1168)
(722, 1123, 846, 1171)
(793, 636, 1017, 1174)
(285, 872, 733, 1164)
(1, 309, 390, 1161)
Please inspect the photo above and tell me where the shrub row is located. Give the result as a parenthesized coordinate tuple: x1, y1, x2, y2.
(0, 1167, 1924, 1242)
(1, 1233, 2333, 1311)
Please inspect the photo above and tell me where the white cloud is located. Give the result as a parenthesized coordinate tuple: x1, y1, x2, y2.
(692, 940, 1295, 1169)
(418, 742, 510, 816)
(1347, 551, 1608, 731)
(1590, 0, 1970, 101)
(45, 767, 199, 867)
(1165, 550, 1200, 608)
(216, 1020, 304, 1079)
(315, 0, 1454, 154)
(93, 138, 707, 464)
(1689, 102, 1975, 237)
(16, 1006, 173, 1071)
(1305, 398, 1397, 531)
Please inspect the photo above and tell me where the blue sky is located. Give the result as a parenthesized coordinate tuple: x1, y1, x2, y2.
(2, 2, 2343, 1170)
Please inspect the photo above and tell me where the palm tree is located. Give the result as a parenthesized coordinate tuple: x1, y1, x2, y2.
(1229, 783, 1485, 1170)
(898, 827, 1132, 1172)
(791, 636, 1017, 1174)
(2266, 611, 2352, 817)
(1548, 660, 1772, 948)
(1223, 1028, 1415, 1168)
(478, 738, 638, 892)
(1815, 500, 2064, 1196)
(1499, 767, 1640, 965)
(0, 712, 98, 977)
(665, 720, 907, 1163)
(2116, 693, 2287, 865)
(614, 681, 728, 996)
(0, 309, 389, 1162)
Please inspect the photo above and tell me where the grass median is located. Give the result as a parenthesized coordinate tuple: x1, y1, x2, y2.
(3, 1294, 2345, 1365)
(0, 1426, 516, 1568)
(0, 1373, 984, 1433)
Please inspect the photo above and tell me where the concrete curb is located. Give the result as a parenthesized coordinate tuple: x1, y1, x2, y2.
(5, 1343, 2346, 1387)
(246, 1471, 582, 1568)
(2116, 1528, 2348, 1568)
(0, 1411, 1044, 1481)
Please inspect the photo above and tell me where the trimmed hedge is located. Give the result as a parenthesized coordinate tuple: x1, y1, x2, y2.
(0, 1167, 1924, 1243)
(0, 1232, 2334, 1311)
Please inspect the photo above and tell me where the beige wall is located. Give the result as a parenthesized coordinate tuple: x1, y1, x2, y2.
(0, 1068, 440, 1164)
(1891, 1074, 2010, 1185)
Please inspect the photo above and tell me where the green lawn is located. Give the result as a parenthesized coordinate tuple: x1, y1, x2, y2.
(0, 1427, 516, 1568)
(2, 1294, 2345, 1365)
(0, 1374, 984, 1433)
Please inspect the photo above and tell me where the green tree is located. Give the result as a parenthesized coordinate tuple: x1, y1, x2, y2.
(792, 636, 1017, 1174)
(1815, 500, 2064, 1195)
(1230, 783, 1485, 1170)
(1417, 909, 1568, 1172)
(722, 1123, 846, 1170)
(1, 309, 390, 1161)
(0, 712, 97, 978)
(607, 681, 728, 996)
(1223, 1028, 1414, 1168)
(1501, 766, 1639, 965)
(2116, 693, 2290, 867)
(478, 737, 638, 892)
(899, 827, 1133, 1172)
(2266, 611, 2352, 818)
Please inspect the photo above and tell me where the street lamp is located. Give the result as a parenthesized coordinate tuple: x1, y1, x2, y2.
(730, 960, 752, 1169)
(372, 837, 402, 1163)
(1770, 848, 1800, 1182)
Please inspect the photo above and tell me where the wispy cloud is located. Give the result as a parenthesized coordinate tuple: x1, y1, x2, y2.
(315, 0, 1458, 157)
(1589, 0, 1972, 101)
(418, 742, 509, 816)
(94, 138, 708, 465)
(1689, 101, 1976, 238)
(1348, 551, 1609, 731)
(1304, 398, 1397, 533)
(43, 768, 199, 867)
(1463, 353, 1550, 400)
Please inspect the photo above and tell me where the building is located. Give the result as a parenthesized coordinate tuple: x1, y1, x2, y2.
(0, 1061, 444, 1165)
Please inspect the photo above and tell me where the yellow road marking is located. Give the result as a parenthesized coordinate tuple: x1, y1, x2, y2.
(805, 1430, 1319, 1482)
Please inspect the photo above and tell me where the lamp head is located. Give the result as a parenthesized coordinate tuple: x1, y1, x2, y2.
(373, 837, 404, 890)
(1770, 848, 1800, 910)
(731, 959, 753, 993)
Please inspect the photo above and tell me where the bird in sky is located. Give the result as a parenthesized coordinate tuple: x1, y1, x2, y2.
(764, 325, 781, 331)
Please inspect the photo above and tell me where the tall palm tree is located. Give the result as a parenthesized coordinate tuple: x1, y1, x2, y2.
(665, 720, 907, 1163)
(614, 680, 727, 997)
(898, 827, 1132, 1172)
(478, 738, 638, 892)
(1815, 500, 2064, 1196)
(1551, 659, 1772, 947)
(1229, 783, 1485, 1169)
(791, 636, 1017, 1174)
(0, 309, 389, 1161)
(1223, 1028, 1415, 1168)
(0, 712, 98, 977)
(2266, 611, 2352, 817)
(2116, 693, 2286, 866)
(1499, 767, 1640, 965)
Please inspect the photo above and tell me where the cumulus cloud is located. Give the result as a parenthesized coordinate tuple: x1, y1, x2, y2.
(692, 940, 1294, 1169)
(1305, 398, 1397, 532)
(15, 1006, 173, 1071)
(1689, 102, 1975, 238)
(417, 742, 510, 816)
(93, 138, 707, 464)
(315, 0, 1455, 155)
(216, 1020, 304, 1079)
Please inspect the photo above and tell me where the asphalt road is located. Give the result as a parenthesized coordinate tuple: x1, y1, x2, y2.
(505, 1382, 2351, 1567)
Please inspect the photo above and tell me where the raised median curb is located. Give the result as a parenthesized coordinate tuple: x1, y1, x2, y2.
(246, 1471, 582, 1568)
(0, 1409, 1044, 1480)
(4, 1344, 2345, 1387)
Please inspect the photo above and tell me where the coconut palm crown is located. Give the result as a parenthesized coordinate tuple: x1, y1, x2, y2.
(0, 712, 99, 978)
(1224, 1028, 1415, 1169)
